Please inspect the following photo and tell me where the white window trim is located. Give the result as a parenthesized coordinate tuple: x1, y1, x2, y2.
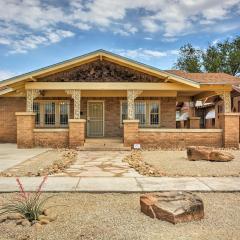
(33, 100, 70, 128)
(120, 100, 161, 128)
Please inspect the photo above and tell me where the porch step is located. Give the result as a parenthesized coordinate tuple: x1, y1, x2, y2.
(78, 138, 131, 151)
(85, 138, 123, 144)
(78, 146, 131, 151)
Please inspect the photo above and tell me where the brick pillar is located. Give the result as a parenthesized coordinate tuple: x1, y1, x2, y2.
(219, 113, 240, 149)
(123, 120, 139, 147)
(180, 120, 185, 128)
(189, 117, 200, 129)
(69, 119, 86, 148)
(15, 112, 35, 148)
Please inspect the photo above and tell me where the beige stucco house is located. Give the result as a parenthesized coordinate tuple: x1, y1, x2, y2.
(0, 50, 240, 149)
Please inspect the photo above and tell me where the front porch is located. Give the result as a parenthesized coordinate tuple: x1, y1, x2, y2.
(15, 84, 240, 149)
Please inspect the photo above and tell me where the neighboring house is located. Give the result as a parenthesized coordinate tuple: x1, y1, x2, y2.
(0, 50, 240, 149)
(192, 85, 240, 129)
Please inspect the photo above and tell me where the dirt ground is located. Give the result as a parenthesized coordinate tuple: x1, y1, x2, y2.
(0, 192, 240, 240)
(142, 150, 240, 177)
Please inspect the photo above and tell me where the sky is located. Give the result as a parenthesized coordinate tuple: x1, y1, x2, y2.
(0, 0, 240, 81)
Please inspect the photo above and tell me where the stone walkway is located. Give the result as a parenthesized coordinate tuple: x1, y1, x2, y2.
(53, 151, 142, 177)
(0, 177, 240, 192)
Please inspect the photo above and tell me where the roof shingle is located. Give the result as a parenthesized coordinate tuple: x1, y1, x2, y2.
(166, 70, 240, 85)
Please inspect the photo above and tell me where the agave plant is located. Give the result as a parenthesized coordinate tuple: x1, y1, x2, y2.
(0, 176, 54, 222)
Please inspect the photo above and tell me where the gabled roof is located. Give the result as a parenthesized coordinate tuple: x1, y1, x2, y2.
(0, 49, 200, 88)
(166, 70, 240, 85)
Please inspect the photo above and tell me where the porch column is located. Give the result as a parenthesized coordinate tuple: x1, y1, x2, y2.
(123, 90, 142, 147)
(66, 89, 85, 148)
(220, 91, 231, 113)
(15, 112, 36, 148)
(189, 117, 200, 129)
(218, 91, 239, 148)
(26, 89, 40, 112)
(127, 90, 142, 119)
(65, 90, 81, 119)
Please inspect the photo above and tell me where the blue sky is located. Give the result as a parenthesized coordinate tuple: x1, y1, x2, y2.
(0, 0, 240, 81)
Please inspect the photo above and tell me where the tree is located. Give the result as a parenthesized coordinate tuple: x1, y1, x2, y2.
(174, 43, 202, 73)
(202, 36, 240, 76)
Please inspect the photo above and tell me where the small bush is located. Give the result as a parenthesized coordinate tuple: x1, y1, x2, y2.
(0, 176, 54, 222)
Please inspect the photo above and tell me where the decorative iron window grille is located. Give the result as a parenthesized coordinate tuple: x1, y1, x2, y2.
(120, 100, 160, 127)
(33, 102, 40, 126)
(44, 102, 55, 126)
(149, 102, 159, 126)
(33, 100, 70, 128)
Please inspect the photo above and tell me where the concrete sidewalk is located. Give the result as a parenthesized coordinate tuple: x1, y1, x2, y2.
(0, 144, 48, 172)
(0, 177, 240, 192)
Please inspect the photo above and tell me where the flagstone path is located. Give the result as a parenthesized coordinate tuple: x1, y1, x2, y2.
(53, 151, 142, 177)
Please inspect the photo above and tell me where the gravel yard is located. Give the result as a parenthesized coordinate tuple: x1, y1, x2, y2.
(142, 150, 240, 177)
(0, 193, 239, 240)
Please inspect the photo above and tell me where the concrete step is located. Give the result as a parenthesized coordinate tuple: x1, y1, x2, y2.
(85, 138, 123, 144)
(79, 138, 130, 151)
(78, 146, 131, 151)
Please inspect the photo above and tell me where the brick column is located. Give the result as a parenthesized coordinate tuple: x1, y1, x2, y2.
(189, 117, 200, 129)
(123, 120, 139, 147)
(180, 120, 185, 128)
(69, 119, 86, 148)
(15, 112, 35, 148)
(219, 113, 240, 149)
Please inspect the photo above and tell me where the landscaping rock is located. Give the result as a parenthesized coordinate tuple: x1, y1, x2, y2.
(21, 219, 31, 227)
(33, 222, 42, 229)
(38, 215, 47, 221)
(123, 150, 164, 176)
(39, 219, 50, 225)
(209, 151, 234, 162)
(187, 146, 234, 162)
(0, 216, 7, 223)
(7, 213, 24, 220)
(140, 192, 204, 224)
(16, 219, 24, 225)
(187, 146, 210, 161)
(43, 209, 50, 216)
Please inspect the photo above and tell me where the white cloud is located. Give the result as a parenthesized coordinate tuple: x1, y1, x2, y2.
(0, 0, 239, 53)
(144, 37, 153, 40)
(8, 29, 75, 54)
(0, 70, 15, 81)
(114, 48, 178, 60)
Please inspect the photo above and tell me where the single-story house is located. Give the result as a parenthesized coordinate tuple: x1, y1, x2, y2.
(0, 50, 240, 149)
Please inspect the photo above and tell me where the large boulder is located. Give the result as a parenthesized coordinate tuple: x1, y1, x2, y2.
(209, 151, 234, 162)
(140, 192, 204, 224)
(187, 146, 234, 162)
(187, 146, 210, 161)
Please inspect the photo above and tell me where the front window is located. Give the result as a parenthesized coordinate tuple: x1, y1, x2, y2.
(149, 102, 159, 125)
(44, 102, 55, 126)
(135, 101, 146, 125)
(33, 102, 40, 126)
(120, 100, 160, 127)
(60, 102, 69, 126)
(33, 101, 69, 128)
